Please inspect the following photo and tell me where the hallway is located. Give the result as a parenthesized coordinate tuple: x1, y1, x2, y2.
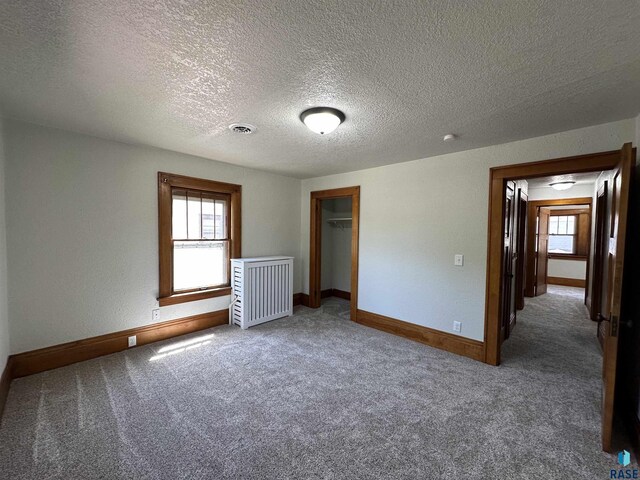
(502, 285, 600, 370)
(501, 285, 609, 465)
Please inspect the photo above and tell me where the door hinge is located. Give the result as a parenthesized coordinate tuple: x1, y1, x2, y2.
(611, 315, 619, 337)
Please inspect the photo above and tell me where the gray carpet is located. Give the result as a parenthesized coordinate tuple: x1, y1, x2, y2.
(0, 290, 623, 479)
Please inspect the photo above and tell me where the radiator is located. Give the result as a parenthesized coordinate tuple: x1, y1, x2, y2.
(230, 256, 294, 329)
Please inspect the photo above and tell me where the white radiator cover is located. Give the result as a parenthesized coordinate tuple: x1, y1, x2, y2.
(230, 256, 294, 329)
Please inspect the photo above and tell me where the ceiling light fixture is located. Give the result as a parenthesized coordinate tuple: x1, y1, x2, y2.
(443, 134, 457, 142)
(300, 107, 345, 135)
(550, 181, 576, 191)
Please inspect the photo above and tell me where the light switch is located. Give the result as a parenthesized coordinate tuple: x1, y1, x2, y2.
(454, 254, 464, 266)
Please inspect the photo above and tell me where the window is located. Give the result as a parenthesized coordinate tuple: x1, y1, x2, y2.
(158, 172, 241, 306)
(172, 190, 229, 292)
(545, 208, 590, 259)
(548, 215, 576, 254)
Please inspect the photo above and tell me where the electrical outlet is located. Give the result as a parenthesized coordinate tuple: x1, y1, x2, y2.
(152, 308, 160, 322)
(454, 254, 464, 266)
(453, 321, 462, 333)
(128, 335, 137, 348)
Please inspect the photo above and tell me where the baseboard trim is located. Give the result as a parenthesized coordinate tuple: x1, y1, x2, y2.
(356, 309, 485, 362)
(332, 289, 351, 301)
(293, 293, 310, 307)
(9, 309, 229, 379)
(0, 358, 12, 424)
(547, 277, 586, 288)
(320, 289, 351, 301)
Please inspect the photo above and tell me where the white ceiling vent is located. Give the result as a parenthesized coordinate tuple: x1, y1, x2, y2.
(229, 123, 256, 134)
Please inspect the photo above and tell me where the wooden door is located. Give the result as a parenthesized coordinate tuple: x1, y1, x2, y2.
(515, 190, 528, 311)
(601, 143, 633, 452)
(501, 182, 517, 341)
(535, 207, 550, 296)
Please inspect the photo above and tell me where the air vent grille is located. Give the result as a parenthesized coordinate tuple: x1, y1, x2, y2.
(229, 123, 256, 134)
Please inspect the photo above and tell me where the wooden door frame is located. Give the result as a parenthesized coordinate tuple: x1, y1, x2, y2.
(485, 149, 622, 366)
(309, 186, 360, 321)
(524, 197, 593, 298)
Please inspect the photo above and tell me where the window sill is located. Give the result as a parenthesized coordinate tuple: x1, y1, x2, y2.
(547, 254, 587, 261)
(158, 286, 232, 307)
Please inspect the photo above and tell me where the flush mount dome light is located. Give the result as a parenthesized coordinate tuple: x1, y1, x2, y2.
(300, 107, 345, 135)
(550, 181, 576, 191)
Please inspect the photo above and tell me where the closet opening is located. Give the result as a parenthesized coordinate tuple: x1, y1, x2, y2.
(309, 186, 360, 322)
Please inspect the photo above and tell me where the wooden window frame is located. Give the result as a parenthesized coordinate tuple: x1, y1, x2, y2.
(547, 208, 591, 260)
(158, 172, 241, 307)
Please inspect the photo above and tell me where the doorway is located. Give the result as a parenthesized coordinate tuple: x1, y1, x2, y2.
(309, 186, 360, 322)
(524, 196, 593, 299)
(484, 144, 634, 452)
(320, 197, 353, 310)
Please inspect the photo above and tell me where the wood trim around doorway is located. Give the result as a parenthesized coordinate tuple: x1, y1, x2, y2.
(484, 149, 622, 366)
(524, 197, 592, 298)
(309, 186, 360, 322)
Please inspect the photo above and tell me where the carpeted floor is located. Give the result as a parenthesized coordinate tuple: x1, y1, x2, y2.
(0, 289, 623, 478)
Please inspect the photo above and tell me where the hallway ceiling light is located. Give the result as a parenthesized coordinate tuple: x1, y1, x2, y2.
(550, 181, 576, 191)
(300, 107, 345, 135)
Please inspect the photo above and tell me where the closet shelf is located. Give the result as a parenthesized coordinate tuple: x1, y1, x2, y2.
(326, 217, 352, 229)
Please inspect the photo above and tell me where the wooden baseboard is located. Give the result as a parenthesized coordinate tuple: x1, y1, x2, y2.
(547, 276, 586, 288)
(293, 293, 310, 307)
(0, 358, 12, 424)
(9, 309, 229, 379)
(332, 289, 351, 301)
(320, 288, 351, 301)
(355, 309, 485, 362)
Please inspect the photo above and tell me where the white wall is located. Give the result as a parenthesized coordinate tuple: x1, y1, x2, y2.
(547, 259, 586, 280)
(329, 198, 352, 292)
(4, 120, 302, 353)
(0, 118, 10, 372)
(300, 119, 635, 341)
(320, 204, 333, 291)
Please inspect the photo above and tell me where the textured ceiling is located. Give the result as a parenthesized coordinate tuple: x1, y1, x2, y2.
(527, 171, 601, 188)
(0, 1, 639, 178)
